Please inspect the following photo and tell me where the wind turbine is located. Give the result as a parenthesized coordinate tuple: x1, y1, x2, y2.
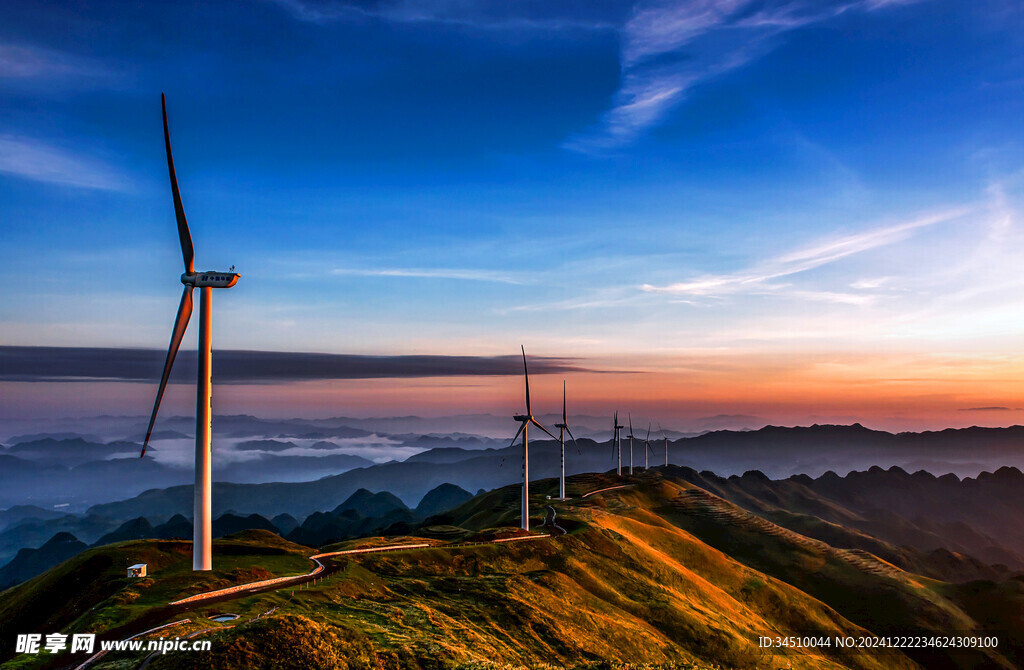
(611, 411, 624, 476)
(553, 381, 580, 500)
(139, 94, 239, 571)
(643, 422, 653, 470)
(509, 346, 558, 530)
(627, 414, 635, 476)
(658, 423, 669, 467)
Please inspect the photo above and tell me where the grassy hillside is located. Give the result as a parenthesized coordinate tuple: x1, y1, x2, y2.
(668, 465, 1024, 569)
(0, 530, 312, 663)
(4, 470, 1024, 669)
(135, 513, 896, 670)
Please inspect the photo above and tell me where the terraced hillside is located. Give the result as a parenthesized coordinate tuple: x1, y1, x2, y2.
(2, 470, 1022, 669)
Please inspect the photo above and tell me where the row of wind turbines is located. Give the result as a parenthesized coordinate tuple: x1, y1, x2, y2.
(610, 410, 670, 476)
(509, 346, 672, 531)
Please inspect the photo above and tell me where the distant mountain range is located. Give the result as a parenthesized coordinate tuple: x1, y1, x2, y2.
(69, 423, 1024, 522)
(5, 438, 141, 467)
(0, 484, 473, 589)
(0, 411, 729, 446)
(7, 420, 1024, 528)
(11, 459, 1024, 592)
(665, 464, 1024, 570)
(0, 532, 87, 590)
(0, 437, 377, 511)
(0, 505, 69, 531)
(673, 422, 1024, 477)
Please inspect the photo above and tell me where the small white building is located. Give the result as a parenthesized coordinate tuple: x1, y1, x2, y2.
(127, 563, 147, 578)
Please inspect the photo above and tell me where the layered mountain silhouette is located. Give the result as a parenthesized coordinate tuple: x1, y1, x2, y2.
(0, 532, 87, 590)
(0, 484, 474, 588)
(8, 423, 1024, 513)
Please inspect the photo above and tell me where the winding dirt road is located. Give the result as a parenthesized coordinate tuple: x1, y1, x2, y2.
(71, 482, 633, 669)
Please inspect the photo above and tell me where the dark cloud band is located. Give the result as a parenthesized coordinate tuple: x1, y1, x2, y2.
(0, 346, 588, 384)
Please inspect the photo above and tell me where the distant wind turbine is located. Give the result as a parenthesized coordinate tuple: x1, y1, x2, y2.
(139, 94, 240, 572)
(611, 411, 624, 476)
(627, 414, 635, 476)
(509, 346, 558, 530)
(643, 422, 652, 470)
(553, 381, 581, 500)
(659, 423, 669, 467)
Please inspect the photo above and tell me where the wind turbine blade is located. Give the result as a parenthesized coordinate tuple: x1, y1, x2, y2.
(141, 286, 193, 457)
(646, 423, 651, 441)
(508, 421, 526, 449)
(565, 426, 581, 455)
(161, 93, 195, 274)
(521, 345, 531, 416)
(629, 413, 633, 437)
(530, 418, 559, 442)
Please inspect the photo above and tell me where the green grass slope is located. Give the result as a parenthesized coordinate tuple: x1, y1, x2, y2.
(0, 530, 312, 664)
(4, 471, 1024, 669)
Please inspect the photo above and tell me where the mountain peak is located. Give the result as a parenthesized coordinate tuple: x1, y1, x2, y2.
(415, 483, 473, 518)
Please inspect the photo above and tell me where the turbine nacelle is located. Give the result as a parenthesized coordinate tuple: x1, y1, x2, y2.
(182, 271, 240, 288)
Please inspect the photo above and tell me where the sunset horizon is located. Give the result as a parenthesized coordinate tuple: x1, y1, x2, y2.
(4, 2, 1024, 436)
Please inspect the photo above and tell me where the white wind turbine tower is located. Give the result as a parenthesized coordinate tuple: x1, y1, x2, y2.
(643, 422, 652, 470)
(508, 346, 559, 530)
(627, 414, 635, 476)
(139, 94, 240, 571)
(659, 423, 669, 467)
(553, 381, 581, 500)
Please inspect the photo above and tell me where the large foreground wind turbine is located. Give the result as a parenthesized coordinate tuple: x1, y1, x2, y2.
(140, 94, 239, 571)
(553, 381, 580, 500)
(509, 346, 558, 530)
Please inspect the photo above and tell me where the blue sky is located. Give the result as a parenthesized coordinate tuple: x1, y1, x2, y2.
(3, 0, 1024, 427)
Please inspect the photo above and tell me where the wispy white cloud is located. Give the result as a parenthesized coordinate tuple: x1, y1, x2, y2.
(567, 0, 920, 152)
(850, 277, 893, 289)
(331, 267, 525, 284)
(0, 43, 115, 85)
(0, 135, 129, 191)
(642, 206, 973, 298)
(881, 177, 1024, 333)
(498, 287, 641, 314)
(785, 290, 877, 306)
(268, 0, 617, 32)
